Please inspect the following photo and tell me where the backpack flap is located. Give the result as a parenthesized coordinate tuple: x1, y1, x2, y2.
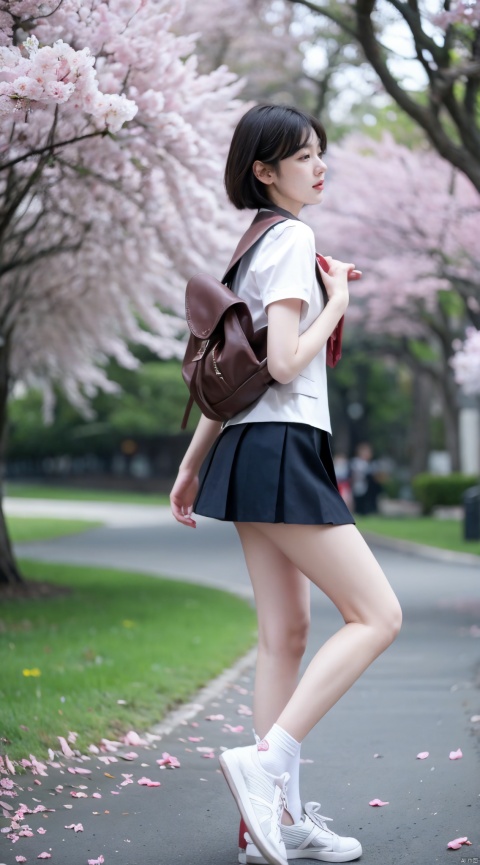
(185, 273, 246, 340)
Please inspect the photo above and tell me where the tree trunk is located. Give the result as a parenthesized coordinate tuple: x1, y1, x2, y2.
(409, 370, 431, 476)
(0, 333, 24, 585)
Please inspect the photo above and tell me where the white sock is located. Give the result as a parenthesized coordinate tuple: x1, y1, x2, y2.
(256, 723, 302, 823)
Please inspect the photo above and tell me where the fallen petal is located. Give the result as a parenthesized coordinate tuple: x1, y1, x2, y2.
(58, 737, 75, 758)
(88, 857, 105, 865)
(369, 799, 389, 806)
(16, 857, 27, 863)
(37, 854, 51, 859)
(447, 836, 472, 849)
(205, 714, 225, 721)
(416, 752, 429, 760)
(449, 748, 463, 760)
(137, 777, 161, 787)
(156, 753, 180, 769)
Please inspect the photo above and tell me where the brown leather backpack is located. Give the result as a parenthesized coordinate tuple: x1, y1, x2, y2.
(180, 211, 287, 428)
(180, 207, 345, 429)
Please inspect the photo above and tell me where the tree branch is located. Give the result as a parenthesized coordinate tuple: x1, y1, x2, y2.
(0, 128, 109, 173)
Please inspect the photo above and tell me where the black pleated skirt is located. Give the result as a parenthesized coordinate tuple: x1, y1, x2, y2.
(194, 422, 355, 525)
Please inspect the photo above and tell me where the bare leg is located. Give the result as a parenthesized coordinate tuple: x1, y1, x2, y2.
(235, 521, 310, 823)
(250, 522, 402, 742)
(235, 521, 310, 738)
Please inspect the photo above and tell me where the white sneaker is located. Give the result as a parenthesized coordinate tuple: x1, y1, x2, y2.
(238, 802, 362, 863)
(219, 745, 289, 865)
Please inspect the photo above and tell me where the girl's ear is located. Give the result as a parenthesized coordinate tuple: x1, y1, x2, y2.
(252, 160, 274, 186)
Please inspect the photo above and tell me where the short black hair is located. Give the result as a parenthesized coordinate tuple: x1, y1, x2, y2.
(224, 104, 327, 210)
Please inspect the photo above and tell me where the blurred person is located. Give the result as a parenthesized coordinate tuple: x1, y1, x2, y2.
(171, 104, 402, 865)
(350, 442, 382, 515)
(333, 451, 353, 511)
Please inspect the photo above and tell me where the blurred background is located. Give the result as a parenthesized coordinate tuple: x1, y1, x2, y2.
(2, 0, 480, 528)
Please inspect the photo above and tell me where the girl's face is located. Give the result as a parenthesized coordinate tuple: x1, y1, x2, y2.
(253, 129, 327, 216)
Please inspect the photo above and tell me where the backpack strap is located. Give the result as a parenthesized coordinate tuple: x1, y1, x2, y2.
(222, 212, 288, 283)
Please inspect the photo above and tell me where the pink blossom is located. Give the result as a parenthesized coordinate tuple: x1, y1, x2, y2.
(449, 748, 463, 760)
(157, 752, 181, 769)
(369, 799, 389, 806)
(447, 836, 472, 849)
(137, 777, 161, 787)
(88, 857, 105, 865)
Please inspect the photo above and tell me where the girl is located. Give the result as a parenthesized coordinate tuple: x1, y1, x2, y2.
(170, 104, 402, 865)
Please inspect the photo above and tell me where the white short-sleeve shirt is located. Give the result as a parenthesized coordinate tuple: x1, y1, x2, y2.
(224, 217, 332, 433)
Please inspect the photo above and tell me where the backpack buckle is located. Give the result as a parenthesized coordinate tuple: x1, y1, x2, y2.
(193, 339, 209, 361)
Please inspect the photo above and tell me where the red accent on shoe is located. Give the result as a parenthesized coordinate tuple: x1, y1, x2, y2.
(238, 818, 248, 850)
(257, 738, 269, 751)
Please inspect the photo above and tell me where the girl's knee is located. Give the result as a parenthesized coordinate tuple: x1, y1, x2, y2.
(259, 614, 310, 660)
(377, 597, 402, 649)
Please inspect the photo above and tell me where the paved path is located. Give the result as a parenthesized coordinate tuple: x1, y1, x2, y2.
(2, 500, 480, 865)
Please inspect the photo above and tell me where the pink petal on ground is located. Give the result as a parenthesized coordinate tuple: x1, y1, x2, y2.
(67, 767, 91, 775)
(37, 827, 47, 834)
(37, 854, 51, 859)
(449, 748, 463, 760)
(65, 823, 83, 832)
(222, 725, 244, 733)
(121, 752, 138, 761)
(369, 799, 389, 806)
(205, 714, 224, 721)
(203, 753, 215, 759)
(188, 736, 203, 742)
(191, 722, 199, 728)
(16, 857, 27, 863)
(237, 705, 253, 716)
(67, 732, 78, 743)
(137, 777, 161, 787)
(416, 752, 429, 759)
(447, 837, 472, 849)
(156, 753, 180, 769)
(58, 737, 75, 758)
(70, 791, 88, 798)
(88, 857, 105, 865)
(196, 747, 215, 754)
(92, 793, 102, 799)
(123, 731, 145, 746)
(6, 756, 16, 774)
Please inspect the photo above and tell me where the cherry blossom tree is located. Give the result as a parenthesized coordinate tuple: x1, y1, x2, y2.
(285, 0, 480, 192)
(306, 133, 480, 468)
(0, 0, 246, 585)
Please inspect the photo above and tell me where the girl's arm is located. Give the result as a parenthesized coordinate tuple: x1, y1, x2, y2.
(170, 414, 222, 527)
(266, 256, 351, 384)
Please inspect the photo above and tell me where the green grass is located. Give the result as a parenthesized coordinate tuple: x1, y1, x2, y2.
(7, 516, 102, 543)
(357, 516, 480, 556)
(5, 482, 169, 505)
(0, 560, 256, 762)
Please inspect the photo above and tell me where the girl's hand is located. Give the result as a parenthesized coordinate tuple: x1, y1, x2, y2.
(318, 256, 355, 314)
(170, 468, 199, 528)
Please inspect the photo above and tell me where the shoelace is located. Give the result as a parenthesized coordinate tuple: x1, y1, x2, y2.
(305, 802, 334, 835)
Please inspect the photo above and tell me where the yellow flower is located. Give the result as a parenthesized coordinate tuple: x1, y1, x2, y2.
(23, 668, 41, 677)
